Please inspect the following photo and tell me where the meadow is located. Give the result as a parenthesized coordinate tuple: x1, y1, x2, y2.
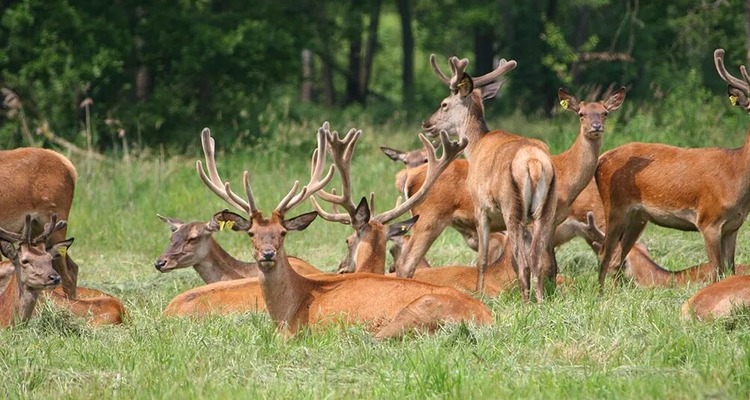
(2, 97, 750, 399)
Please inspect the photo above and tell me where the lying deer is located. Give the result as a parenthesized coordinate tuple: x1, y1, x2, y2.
(155, 215, 321, 283)
(596, 48, 750, 287)
(423, 55, 556, 301)
(196, 123, 491, 339)
(0, 214, 67, 326)
(681, 275, 750, 321)
(0, 148, 80, 298)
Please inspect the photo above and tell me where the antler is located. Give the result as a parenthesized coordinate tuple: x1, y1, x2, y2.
(196, 128, 257, 215)
(430, 54, 517, 91)
(714, 48, 750, 93)
(309, 122, 362, 222)
(275, 123, 336, 214)
(33, 214, 66, 245)
(584, 212, 606, 243)
(373, 131, 467, 223)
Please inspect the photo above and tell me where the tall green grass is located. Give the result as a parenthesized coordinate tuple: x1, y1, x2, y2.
(2, 104, 750, 399)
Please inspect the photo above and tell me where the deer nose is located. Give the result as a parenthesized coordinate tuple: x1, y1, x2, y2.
(591, 122, 603, 132)
(261, 249, 276, 261)
(49, 274, 61, 285)
(154, 259, 167, 271)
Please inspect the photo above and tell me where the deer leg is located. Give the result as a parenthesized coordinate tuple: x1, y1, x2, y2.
(720, 229, 738, 276)
(598, 210, 628, 291)
(395, 217, 449, 278)
(475, 210, 492, 294)
(611, 218, 647, 286)
(700, 225, 724, 281)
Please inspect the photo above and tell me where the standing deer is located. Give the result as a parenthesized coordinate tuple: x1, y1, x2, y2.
(393, 87, 625, 281)
(423, 55, 556, 301)
(0, 214, 67, 326)
(681, 275, 750, 321)
(0, 148, 80, 298)
(154, 215, 321, 283)
(595, 48, 750, 289)
(196, 124, 491, 339)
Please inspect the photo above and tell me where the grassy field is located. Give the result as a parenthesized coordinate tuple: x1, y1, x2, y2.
(2, 108, 750, 399)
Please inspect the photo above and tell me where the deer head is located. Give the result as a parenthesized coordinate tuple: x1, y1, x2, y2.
(154, 215, 219, 272)
(196, 124, 335, 271)
(380, 146, 430, 169)
(0, 214, 68, 289)
(714, 48, 750, 114)
(422, 55, 517, 138)
(558, 87, 626, 140)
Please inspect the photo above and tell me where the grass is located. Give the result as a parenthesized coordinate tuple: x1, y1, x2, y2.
(2, 110, 750, 399)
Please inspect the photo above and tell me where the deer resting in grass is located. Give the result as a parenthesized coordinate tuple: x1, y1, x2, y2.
(0, 148, 80, 298)
(311, 124, 461, 275)
(155, 215, 321, 283)
(422, 55, 557, 301)
(0, 214, 67, 326)
(681, 275, 750, 321)
(595, 48, 750, 289)
(197, 123, 491, 339)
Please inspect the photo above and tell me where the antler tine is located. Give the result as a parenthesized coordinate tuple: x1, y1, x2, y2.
(196, 128, 254, 215)
(714, 48, 750, 93)
(472, 58, 518, 88)
(448, 57, 470, 91)
(310, 195, 351, 224)
(33, 214, 66, 245)
(374, 130, 467, 223)
(742, 65, 750, 86)
(429, 54, 451, 85)
(276, 126, 336, 214)
(314, 124, 362, 218)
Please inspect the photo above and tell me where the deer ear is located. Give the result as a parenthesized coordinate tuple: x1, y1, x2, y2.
(481, 81, 502, 100)
(353, 197, 371, 229)
(0, 241, 17, 261)
(386, 215, 419, 239)
(157, 214, 183, 232)
(49, 238, 75, 259)
(728, 86, 750, 110)
(284, 211, 318, 232)
(604, 87, 626, 111)
(212, 210, 251, 232)
(456, 74, 474, 98)
(558, 88, 580, 113)
(380, 147, 406, 162)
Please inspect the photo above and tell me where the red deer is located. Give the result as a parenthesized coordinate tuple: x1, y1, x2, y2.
(155, 215, 321, 283)
(197, 123, 490, 339)
(0, 148, 80, 298)
(595, 48, 750, 289)
(0, 214, 67, 326)
(423, 55, 556, 301)
(681, 276, 750, 320)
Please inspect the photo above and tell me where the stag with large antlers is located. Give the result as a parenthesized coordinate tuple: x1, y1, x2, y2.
(196, 124, 490, 339)
(423, 54, 556, 302)
(0, 214, 68, 326)
(154, 214, 321, 283)
(595, 48, 750, 289)
(0, 148, 80, 298)
(311, 124, 466, 275)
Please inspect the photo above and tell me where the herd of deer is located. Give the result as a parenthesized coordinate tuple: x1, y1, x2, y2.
(2, 48, 750, 338)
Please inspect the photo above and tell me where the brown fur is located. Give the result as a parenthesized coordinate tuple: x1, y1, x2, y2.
(0, 148, 80, 297)
(681, 275, 750, 320)
(43, 287, 126, 325)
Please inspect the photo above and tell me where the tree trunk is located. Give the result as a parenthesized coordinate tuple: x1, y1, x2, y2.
(745, 0, 750, 67)
(300, 49, 313, 103)
(359, 0, 382, 105)
(396, 0, 414, 109)
(473, 27, 495, 76)
(344, 2, 364, 105)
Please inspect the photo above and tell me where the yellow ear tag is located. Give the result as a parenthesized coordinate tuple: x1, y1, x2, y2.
(730, 95, 738, 106)
(560, 99, 570, 110)
(224, 220, 235, 231)
(401, 225, 407, 232)
(218, 220, 226, 231)
(58, 247, 67, 257)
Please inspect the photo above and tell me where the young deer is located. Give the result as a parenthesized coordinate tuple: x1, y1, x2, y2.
(154, 215, 321, 283)
(595, 48, 750, 289)
(681, 275, 750, 321)
(197, 124, 491, 339)
(311, 124, 462, 275)
(0, 214, 67, 326)
(423, 55, 556, 301)
(0, 148, 80, 298)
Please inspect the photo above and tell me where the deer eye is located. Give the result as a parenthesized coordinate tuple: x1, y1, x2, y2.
(603, 111, 609, 117)
(441, 102, 448, 111)
(578, 112, 584, 118)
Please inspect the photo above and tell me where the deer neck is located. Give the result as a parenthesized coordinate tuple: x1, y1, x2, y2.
(622, 250, 677, 286)
(17, 279, 40, 322)
(552, 132, 602, 210)
(257, 248, 310, 330)
(354, 228, 387, 275)
(0, 273, 19, 326)
(194, 239, 258, 283)
(460, 102, 491, 160)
